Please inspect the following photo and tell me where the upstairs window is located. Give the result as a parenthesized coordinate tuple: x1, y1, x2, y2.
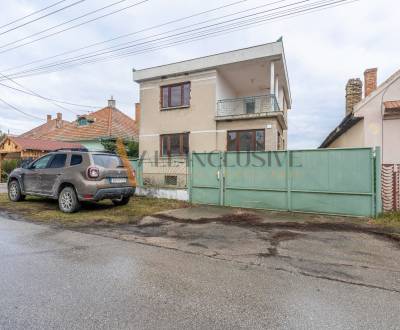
(160, 133, 189, 157)
(161, 82, 190, 109)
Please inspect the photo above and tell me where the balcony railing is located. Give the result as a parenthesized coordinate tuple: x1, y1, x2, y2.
(216, 94, 280, 118)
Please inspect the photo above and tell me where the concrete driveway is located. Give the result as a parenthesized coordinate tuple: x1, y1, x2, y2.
(1, 210, 400, 329)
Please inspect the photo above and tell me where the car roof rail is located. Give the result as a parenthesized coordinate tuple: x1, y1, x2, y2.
(54, 148, 89, 152)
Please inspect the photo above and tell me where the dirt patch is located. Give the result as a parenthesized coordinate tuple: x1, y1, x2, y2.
(154, 213, 400, 246)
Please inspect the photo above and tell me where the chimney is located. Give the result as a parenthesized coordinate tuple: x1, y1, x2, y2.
(345, 78, 362, 115)
(47, 114, 52, 123)
(135, 103, 141, 128)
(108, 96, 116, 108)
(56, 112, 63, 128)
(364, 68, 377, 97)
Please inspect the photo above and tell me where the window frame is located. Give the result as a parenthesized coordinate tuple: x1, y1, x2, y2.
(226, 129, 265, 152)
(159, 133, 189, 157)
(160, 82, 191, 110)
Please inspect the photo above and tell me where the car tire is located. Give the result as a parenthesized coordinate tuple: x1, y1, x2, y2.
(58, 186, 80, 213)
(8, 180, 25, 202)
(112, 196, 130, 206)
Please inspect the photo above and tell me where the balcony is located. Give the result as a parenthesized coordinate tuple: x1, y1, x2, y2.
(216, 94, 281, 120)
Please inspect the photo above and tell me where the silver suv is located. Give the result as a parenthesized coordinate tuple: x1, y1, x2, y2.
(7, 149, 135, 213)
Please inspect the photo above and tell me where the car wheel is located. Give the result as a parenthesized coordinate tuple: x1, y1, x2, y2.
(8, 180, 25, 202)
(112, 196, 130, 206)
(58, 187, 80, 213)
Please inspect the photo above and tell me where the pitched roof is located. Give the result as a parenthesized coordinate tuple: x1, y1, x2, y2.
(7, 136, 82, 151)
(21, 107, 138, 142)
(319, 113, 363, 148)
(20, 118, 69, 139)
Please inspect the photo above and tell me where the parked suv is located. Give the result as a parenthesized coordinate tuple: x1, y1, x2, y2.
(7, 149, 135, 213)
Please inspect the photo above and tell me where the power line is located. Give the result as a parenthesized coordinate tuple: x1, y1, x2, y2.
(0, 72, 83, 115)
(0, 0, 129, 48)
(0, 0, 150, 54)
(4, 0, 357, 79)
(3, 0, 250, 73)
(3, 0, 312, 75)
(0, 0, 87, 36)
(0, 97, 44, 121)
(0, 82, 100, 109)
(0, 0, 70, 30)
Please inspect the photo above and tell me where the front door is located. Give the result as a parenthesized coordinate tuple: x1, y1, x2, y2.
(39, 153, 67, 195)
(23, 154, 53, 193)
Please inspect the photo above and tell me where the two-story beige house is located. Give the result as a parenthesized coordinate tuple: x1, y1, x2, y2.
(132, 41, 291, 158)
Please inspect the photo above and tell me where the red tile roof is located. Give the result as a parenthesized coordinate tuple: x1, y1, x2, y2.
(21, 118, 69, 139)
(22, 107, 138, 142)
(10, 137, 82, 151)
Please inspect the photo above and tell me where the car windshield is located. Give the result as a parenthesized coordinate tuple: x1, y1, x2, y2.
(92, 154, 123, 168)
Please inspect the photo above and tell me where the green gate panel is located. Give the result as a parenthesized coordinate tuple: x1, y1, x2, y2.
(290, 192, 373, 217)
(191, 153, 222, 205)
(224, 152, 287, 190)
(190, 148, 379, 217)
(224, 189, 288, 210)
(290, 149, 373, 193)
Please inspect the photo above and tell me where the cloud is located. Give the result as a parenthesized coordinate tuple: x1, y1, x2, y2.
(0, 0, 398, 148)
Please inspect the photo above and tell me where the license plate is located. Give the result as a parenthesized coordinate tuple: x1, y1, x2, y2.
(109, 177, 127, 184)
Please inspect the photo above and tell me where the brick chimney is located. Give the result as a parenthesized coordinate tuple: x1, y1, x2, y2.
(364, 68, 377, 97)
(345, 78, 362, 115)
(56, 112, 63, 128)
(47, 114, 52, 123)
(135, 103, 141, 128)
(108, 96, 116, 108)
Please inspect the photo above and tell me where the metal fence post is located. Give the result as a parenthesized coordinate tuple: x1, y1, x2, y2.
(219, 152, 225, 206)
(286, 150, 292, 211)
(374, 147, 382, 217)
(188, 153, 193, 203)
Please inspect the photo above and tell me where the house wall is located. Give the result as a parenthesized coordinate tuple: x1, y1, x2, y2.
(139, 70, 285, 157)
(327, 120, 365, 149)
(354, 76, 400, 164)
(139, 70, 218, 157)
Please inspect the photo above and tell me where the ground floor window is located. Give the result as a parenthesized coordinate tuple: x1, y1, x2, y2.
(227, 129, 265, 151)
(160, 133, 189, 156)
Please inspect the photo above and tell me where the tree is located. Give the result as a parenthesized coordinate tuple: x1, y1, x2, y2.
(101, 138, 139, 158)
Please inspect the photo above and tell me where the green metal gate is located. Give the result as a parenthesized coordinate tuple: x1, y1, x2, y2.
(190, 148, 381, 217)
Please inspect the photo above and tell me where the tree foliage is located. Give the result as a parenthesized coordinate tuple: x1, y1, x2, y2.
(101, 139, 139, 158)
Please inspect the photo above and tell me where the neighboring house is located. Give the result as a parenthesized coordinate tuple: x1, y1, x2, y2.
(22, 98, 139, 151)
(132, 41, 291, 158)
(320, 68, 400, 211)
(0, 136, 82, 181)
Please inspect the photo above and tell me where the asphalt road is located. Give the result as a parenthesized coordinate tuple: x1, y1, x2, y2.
(1, 216, 399, 330)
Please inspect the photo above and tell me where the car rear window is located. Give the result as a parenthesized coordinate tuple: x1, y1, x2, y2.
(92, 154, 122, 168)
(70, 154, 83, 166)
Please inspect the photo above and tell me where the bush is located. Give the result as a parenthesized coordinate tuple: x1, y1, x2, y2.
(1, 159, 21, 182)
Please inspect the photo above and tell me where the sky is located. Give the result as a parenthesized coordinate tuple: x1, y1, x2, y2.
(0, 0, 398, 149)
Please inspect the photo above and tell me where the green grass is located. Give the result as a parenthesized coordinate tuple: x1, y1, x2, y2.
(374, 212, 400, 228)
(0, 193, 190, 227)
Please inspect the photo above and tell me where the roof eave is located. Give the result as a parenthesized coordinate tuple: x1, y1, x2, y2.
(132, 41, 286, 83)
